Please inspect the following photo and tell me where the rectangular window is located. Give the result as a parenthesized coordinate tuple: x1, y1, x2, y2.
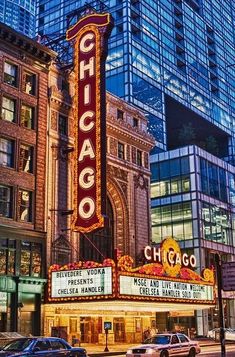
(0, 185, 12, 218)
(117, 109, 124, 120)
(19, 144, 33, 173)
(0, 248, 6, 275)
(20, 241, 31, 276)
(21, 104, 35, 129)
(19, 189, 32, 222)
(58, 115, 68, 136)
(32, 243, 42, 277)
(8, 249, 15, 275)
(133, 117, 139, 127)
(137, 150, 142, 166)
(118, 142, 125, 159)
(23, 72, 36, 95)
(0, 137, 14, 167)
(1, 96, 16, 122)
(4, 61, 18, 87)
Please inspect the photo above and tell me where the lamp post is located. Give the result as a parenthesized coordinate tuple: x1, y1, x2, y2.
(215, 253, 226, 357)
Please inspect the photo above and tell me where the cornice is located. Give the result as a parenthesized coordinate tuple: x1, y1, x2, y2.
(107, 122, 155, 150)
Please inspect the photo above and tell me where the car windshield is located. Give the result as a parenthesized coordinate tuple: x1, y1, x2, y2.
(2, 339, 33, 351)
(145, 335, 171, 345)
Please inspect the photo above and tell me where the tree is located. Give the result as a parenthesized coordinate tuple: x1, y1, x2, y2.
(205, 135, 219, 156)
(178, 122, 196, 146)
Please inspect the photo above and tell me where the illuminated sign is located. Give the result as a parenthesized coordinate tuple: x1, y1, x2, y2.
(48, 238, 215, 305)
(50, 266, 113, 300)
(144, 238, 197, 277)
(66, 13, 113, 233)
(119, 275, 214, 303)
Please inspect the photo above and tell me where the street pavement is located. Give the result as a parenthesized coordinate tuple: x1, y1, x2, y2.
(85, 339, 235, 357)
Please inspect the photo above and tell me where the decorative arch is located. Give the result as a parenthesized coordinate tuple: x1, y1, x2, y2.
(107, 174, 129, 255)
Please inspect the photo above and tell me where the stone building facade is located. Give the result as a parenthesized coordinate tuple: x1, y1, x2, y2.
(0, 22, 55, 335)
(46, 64, 155, 268)
(44, 64, 155, 343)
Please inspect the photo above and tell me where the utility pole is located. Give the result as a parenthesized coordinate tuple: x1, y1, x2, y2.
(215, 253, 226, 357)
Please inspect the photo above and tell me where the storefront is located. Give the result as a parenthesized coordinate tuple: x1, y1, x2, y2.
(0, 228, 46, 335)
(45, 238, 215, 344)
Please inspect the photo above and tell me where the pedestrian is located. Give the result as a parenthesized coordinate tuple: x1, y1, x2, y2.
(143, 327, 151, 340)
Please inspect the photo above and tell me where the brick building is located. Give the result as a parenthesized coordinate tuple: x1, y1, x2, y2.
(0, 22, 55, 335)
(44, 64, 155, 343)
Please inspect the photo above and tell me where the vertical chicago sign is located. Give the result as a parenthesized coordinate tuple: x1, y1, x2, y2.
(67, 13, 113, 233)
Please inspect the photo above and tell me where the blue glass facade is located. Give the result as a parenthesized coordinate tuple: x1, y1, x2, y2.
(150, 145, 235, 330)
(37, 0, 235, 161)
(0, 0, 36, 37)
(151, 146, 235, 250)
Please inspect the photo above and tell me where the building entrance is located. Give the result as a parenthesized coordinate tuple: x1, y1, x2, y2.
(0, 313, 7, 332)
(114, 318, 125, 342)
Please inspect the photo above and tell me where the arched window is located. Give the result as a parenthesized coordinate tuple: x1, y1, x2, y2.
(80, 198, 114, 262)
(52, 234, 71, 265)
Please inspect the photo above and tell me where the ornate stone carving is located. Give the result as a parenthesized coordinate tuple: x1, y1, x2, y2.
(144, 152, 149, 169)
(126, 145, 130, 162)
(134, 173, 149, 190)
(107, 164, 128, 182)
(109, 137, 118, 156)
(51, 110, 58, 131)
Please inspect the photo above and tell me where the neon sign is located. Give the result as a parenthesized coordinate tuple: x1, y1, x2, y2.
(144, 238, 197, 277)
(66, 13, 113, 233)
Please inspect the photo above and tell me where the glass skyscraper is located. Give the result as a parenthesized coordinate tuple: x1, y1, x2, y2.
(0, 0, 36, 37)
(37, 0, 235, 159)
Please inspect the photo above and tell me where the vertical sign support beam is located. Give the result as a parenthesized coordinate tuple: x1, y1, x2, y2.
(215, 253, 226, 357)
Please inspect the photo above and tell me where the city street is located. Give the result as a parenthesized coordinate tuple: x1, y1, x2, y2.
(88, 344, 235, 357)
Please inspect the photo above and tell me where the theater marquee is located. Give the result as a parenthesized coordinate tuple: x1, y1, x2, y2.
(66, 13, 113, 233)
(48, 238, 215, 305)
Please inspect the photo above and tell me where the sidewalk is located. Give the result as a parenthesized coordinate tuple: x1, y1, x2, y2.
(84, 339, 222, 357)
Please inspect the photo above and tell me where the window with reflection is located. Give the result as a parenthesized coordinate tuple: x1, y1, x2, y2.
(1, 96, 16, 122)
(32, 243, 42, 277)
(200, 158, 228, 202)
(202, 202, 231, 245)
(0, 239, 15, 275)
(151, 202, 193, 243)
(8, 249, 16, 275)
(19, 190, 32, 222)
(4, 62, 18, 87)
(0, 185, 12, 218)
(0, 242, 6, 275)
(0, 137, 15, 168)
(20, 241, 31, 276)
(19, 144, 33, 173)
(151, 176, 190, 198)
(23, 72, 36, 95)
(21, 104, 35, 129)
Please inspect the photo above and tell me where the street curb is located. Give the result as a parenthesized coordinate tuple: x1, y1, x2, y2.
(88, 342, 235, 356)
(89, 353, 124, 357)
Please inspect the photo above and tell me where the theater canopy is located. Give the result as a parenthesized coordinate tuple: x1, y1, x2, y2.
(48, 238, 215, 306)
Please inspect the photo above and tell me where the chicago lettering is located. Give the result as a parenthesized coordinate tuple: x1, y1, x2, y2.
(144, 245, 197, 268)
(78, 32, 96, 220)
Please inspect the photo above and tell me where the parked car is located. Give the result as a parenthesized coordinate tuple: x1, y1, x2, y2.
(126, 333, 201, 357)
(0, 334, 24, 349)
(0, 337, 88, 356)
(207, 328, 235, 341)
